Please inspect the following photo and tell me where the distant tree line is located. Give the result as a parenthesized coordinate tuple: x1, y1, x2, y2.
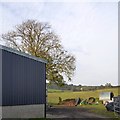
(47, 82, 118, 92)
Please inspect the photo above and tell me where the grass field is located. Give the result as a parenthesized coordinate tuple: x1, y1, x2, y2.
(48, 87, 119, 105)
(47, 89, 64, 93)
(47, 87, 120, 118)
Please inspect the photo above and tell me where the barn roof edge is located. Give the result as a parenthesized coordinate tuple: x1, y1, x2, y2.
(0, 44, 47, 63)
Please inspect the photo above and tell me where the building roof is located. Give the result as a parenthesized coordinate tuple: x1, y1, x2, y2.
(0, 45, 47, 63)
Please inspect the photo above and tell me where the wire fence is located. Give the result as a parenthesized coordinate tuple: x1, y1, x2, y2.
(114, 96, 120, 117)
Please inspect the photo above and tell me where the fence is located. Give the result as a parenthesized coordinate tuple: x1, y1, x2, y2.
(114, 96, 120, 116)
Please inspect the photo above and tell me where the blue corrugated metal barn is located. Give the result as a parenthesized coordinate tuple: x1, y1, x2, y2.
(0, 45, 47, 118)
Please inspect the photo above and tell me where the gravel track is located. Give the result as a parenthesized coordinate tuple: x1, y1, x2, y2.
(46, 106, 108, 118)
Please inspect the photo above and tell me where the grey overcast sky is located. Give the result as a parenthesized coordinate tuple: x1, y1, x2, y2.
(0, 0, 118, 86)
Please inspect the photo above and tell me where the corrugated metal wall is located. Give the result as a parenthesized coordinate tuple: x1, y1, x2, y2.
(0, 49, 2, 106)
(2, 50, 46, 106)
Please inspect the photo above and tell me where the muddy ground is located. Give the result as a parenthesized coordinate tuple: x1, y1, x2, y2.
(46, 106, 108, 118)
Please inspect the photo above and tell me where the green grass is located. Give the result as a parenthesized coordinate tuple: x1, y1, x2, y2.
(48, 89, 65, 93)
(80, 104, 119, 118)
(48, 87, 119, 105)
(48, 87, 120, 118)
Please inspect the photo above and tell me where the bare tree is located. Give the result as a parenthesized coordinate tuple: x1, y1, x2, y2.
(1, 20, 76, 86)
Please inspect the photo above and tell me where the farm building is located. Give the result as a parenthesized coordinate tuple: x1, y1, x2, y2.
(0, 45, 47, 118)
